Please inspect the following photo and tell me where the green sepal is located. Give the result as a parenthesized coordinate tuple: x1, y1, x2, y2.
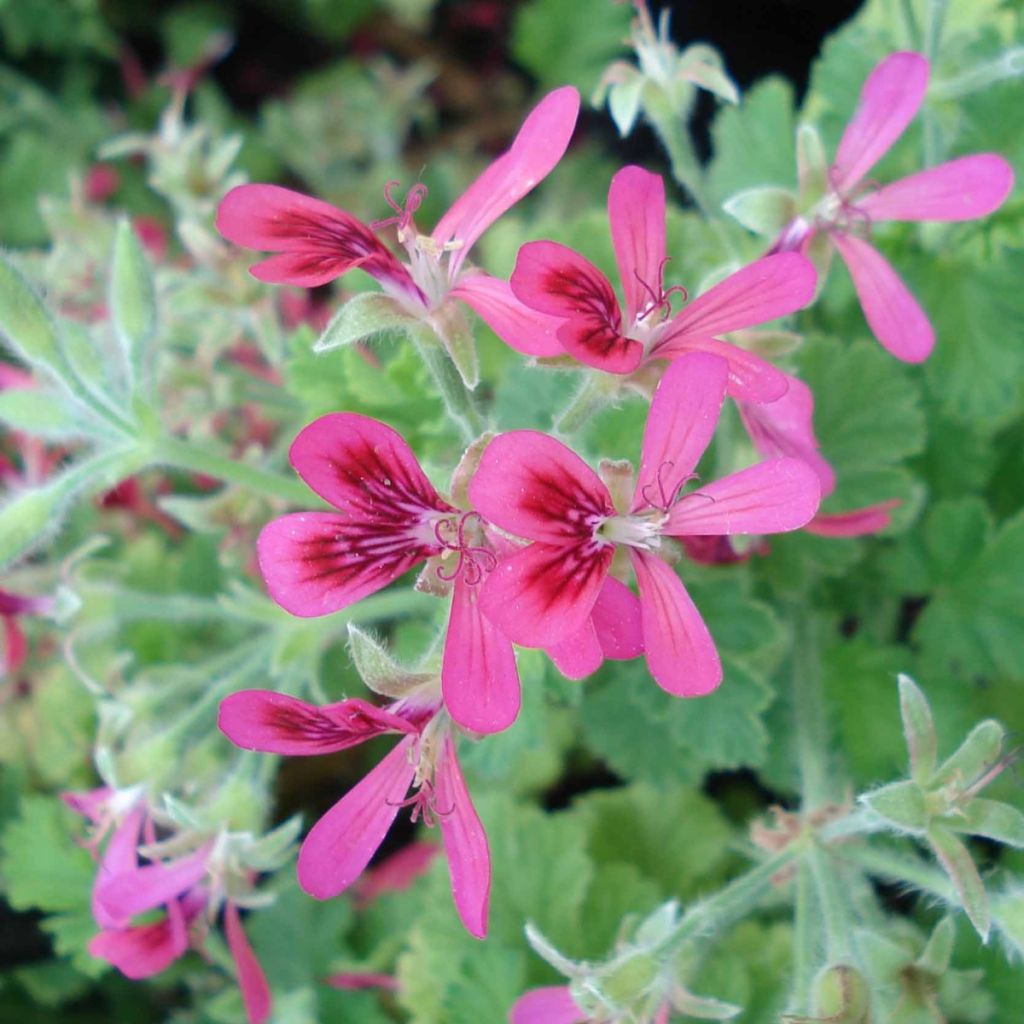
(926, 822, 990, 941)
(671, 987, 742, 1020)
(109, 218, 158, 392)
(722, 185, 797, 237)
(347, 624, 435, 698)
(428, 302, 479, 390)
(313, 292, 417, 352)
(949, 797, 1024, 848)
(862, 780, 928, 834)
(0, 255, 67, 380)
(796, 123, 829, 206)
(915, 916, 955, 975)
(241, 816, 303, 872)
(933, 719, 1005, 791)
(676, 44, 739, 104)
(607, 72, 646, 137)
(897, 674, 937, 785)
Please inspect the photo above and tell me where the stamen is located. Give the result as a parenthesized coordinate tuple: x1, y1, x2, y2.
(635, 258, 689, 323)
(371, 181, 430, 234)
(638, 462, 703, 512)
(432, 512, 498, 586)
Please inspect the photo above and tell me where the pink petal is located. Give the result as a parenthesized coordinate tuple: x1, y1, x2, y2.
(665, 457, 821, 536)
(325, 972, 399, 991)
(297, 736, 418, 899)
(657, 252, 816, 342)
(858, 153, 1015, 222)
(98, 843, 212, 922)
(510, 241, 641, 374)
(432, 86, 580, 275)
(631, 549, 721, 697)
(831, 232, 934, 362)
(608, 165, 666, 324)
(435, 736, 491, 939)
(451, 273, 565, 357)
(89, 917, 189, 979)
(832, 52, 930, 193)
(510, 986, 585, 1024)
(218, 690, 413, 756)
(545, 619, 605, 679)
(469, 430, 614, 545)
(591, 576, 644, 660)
(806, 498, 900, 537)
(93, 806, 144, 929)
(479, 541, 614, 648)
(224, 903, 272, 1024)
(632, 352, 728, 514)
(442, 574, 521, 735)
(62, 786, 113, 824)
(354, 842, 441, 905)
(653, 334, 790, 403)
(2, 614, 27, 675)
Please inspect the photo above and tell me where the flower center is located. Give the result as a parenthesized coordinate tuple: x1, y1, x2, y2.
(598, 511, 665, 551)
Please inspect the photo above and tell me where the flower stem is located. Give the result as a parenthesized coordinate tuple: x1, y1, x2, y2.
(791, 611, 834, 811)
(791, 858, 817, 1011)
(808, 841, 855, 963)
(555, 372, 620, 436)
(410, 331, 485, 443)
(837, 841, 956, 904)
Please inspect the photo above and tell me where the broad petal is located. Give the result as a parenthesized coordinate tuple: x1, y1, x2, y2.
(479, 541, 613, 648)
(451, 273, 565, 357)
(257, 512, 431, 617)
(831, 233, 934, 362)
(354, 842, 440, 905)
(89, 917, 188, 979)
(858, 154, 1015, 222)
(93, 806, 144, 929)
(224, 903, 272, 1024)
(591, 576, 644, 660)
(631, 550, 721, 697)
(806, 499, 900, 537)
(435, 736, 491, 939)
(432, 86, 580, 274)
(609, 165, 666, 324)
(297, 736, 418, 899)
(832, 52, 929, 192)
(632, 352, 728, 513)
(659, 253, 816, 340)
(443, 575, 521, 735)
(98, 843, 212, 922)
(545, 619, 605, 679)
(469, 431, 614, 545)
(664, 458, 821, 536)
(655, 334, 790, 403)
(218, 690, 412, 756)
(510, 986, 585, 1024)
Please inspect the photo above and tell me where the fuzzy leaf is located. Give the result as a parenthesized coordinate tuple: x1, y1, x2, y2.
(722, 186, 797, 237)
(862, 781, 928, 834)
(950, 798, 1024, 848)
(313, 292, 416, 352)
(898, 674, 938, 785)
(109, 219, 157, 388)
(927, 823, 990, 941)
(0, 256, 67, 379)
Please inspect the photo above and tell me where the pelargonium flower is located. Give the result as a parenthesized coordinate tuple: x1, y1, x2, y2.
(769, 51, 1014, 362)
(216, 87, 579, 361)
(469, 352, 821, 697)
(510, 987, 672, 1024)
(509, 165, 817, 401)
(218, 685, 490, 938)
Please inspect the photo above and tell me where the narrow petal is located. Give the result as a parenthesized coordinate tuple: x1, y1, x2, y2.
(62, 786, 113, 824)
(297, 736, 418, 900)
(218, 690, 412, 756)
(510, 986, 585, 1024)
(98, 843, 212, 922)
(632, 352, 729, 513)
(93, 806, 144, 929)
(354, 842, 441, 905)
(511, 241, 641, 373)
(545, 619, 604, 680)
(608, 166, 666, 324)
(432, 86, 580, 274)
(224, 903, 272, 1024)
(451, 273, 565, 357)
(2, 615, 27, 674)
(832, 52, 930, 192)
(591, 576, 643, 660)
(651, 334, 790, 403)
(831, 233, 934, 362)
(806, 499, 900, 537)
(858, 154, 1015, 222)
(479, 541, 613, 648)
(435, 736, 491, 939)
(89, 917, 188, 979)
(664, 458, 821, 536)
(631, 549, 721, 697)
(442, 574, 521, 735)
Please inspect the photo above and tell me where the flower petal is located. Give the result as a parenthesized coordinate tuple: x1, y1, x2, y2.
(89, 917, 188, 980)
(652, 335, 790, 403)
(632, 352, 729, 513)
(831, 233, 934, 362)
(435, 736, 491, 939)
(664, 458, 821, 536)
(591, 575, 644, 660)
(608, 165, 666, 324)
(510, 986, 586, 1024)
(432, 86, 580, 274)
(857, 154, 1015, 222)
(451, 273, 565, 357)
(297, 736, 418, 900)
(631, 549, 721, 697)
(832, 52, 929, 193)
(545, 619, 604, 679)
(224, 903, 272, 1024)
(93, 806, 144, 929)
(806, 499, 900, 537)
(442, 574, 521, 735)
(97, 843, 213, 922)
(218, 690, 412, 756)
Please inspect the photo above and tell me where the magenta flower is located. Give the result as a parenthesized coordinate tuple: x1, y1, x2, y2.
(510, 987, 672, 1024)
(218, 687, 491, 938)
(772, 51, 1014, 362)
(0, 588, 52, 679)
(469, 352, 821, 697)
(216, 87, 580, 359)
(509, 165, 817, 401)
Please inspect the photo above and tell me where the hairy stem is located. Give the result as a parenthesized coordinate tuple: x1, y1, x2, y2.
(410, 331, 485, 443)
(791, 612, 834, 811)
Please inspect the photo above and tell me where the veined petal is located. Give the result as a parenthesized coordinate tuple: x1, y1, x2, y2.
(591, 575, 644, 660)
(469, 431, 614, 544)
(88, 916, 189, 980)
(93, 806, 144, 929)
(443, 574, 521, 735)
(257, 512, 431, 617)
(632, 352, 728, 513)
(97, 843, 212, 922)
(832, 52, 929, 193)
(224, 903, 272, 1024)
(451, 273, 565, 357)
(631, 550, 721, 697)
(857, 154, 1015, 222)
(218, 690, 413, 756)
(297, 736, 418, 899)
(479, 541, 613, 648)
(435, 736, 491, 939)
(831, 233, 934, 362)
(664, 458, 821, 536)
(510, 986, 585, 1024)
(652, 333, 790, 403)
(432, 86, 580, 275)
(545, 619, 604, 679)
(806, 498, 900, 537)
(609, 165, 667, 324)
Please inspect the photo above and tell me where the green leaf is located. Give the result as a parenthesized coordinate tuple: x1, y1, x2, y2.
(109, 219, 157, 389)
(950, 798, 1024, 848)
(934, 720, 1006, 790)
(0, 255, 67, 379)
(313, 292, 416, 353)
(0, 387, 89, 439)
(927, 822, 990, 941)
(898, 674, 938, 784)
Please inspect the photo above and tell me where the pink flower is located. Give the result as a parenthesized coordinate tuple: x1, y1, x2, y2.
(469, 352, 821, 696)
(772, 52, 1014, 362)
(509, 165, 817, 401)
(510, 986, 672, 1024)
(218, 688, 491, 938)
(0, 588, 52, 678)
(216, 88, 580, 359)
